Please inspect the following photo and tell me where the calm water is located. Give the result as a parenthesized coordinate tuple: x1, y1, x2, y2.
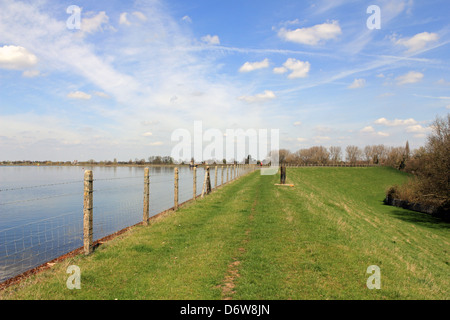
(0, 165, 219, 282)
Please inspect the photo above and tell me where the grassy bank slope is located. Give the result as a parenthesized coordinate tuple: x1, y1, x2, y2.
(1, 167, 448, 299)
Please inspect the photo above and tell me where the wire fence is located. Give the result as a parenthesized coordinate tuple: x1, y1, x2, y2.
(0, 165, 256, 283)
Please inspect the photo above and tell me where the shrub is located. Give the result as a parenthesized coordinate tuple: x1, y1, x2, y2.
(386, 114, 450, 213)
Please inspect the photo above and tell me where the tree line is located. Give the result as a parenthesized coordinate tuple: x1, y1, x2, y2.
(277, 143, 411, 169)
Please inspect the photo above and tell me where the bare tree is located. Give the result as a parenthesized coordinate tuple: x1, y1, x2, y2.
(310, 146, 329, 164)
(345, 145, 362, 164)
(363, 145, 373, 164)
(273, 149, 291, 165)
(405, 140, 410, 161)
(385, 146, 406, 169)
(329, 146, 342, 164)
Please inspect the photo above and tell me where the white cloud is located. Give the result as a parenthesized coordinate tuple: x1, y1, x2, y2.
(239, 58, 269, 72)
(436, 78, 450, 86)
(395, 32, 439, 52)
(93, 91, 109, 98)
(396, 71, 424, 85)
(119, 12, 131, 26)
(293, 121, 302, 126)
(297, 137, 307, 142)
(376, 73, 385, 78)
(361, 125, 389, 137)
(141, 120, 160, 126)
(22, 69, 40, 78)
(142, 132, 153, 137)
(0, 45, 37, 70)
(277, 21, 341, 46)
(181, 15, 192, 23)
(360, 126, 375, 133)
(377, 131, 389, 137)
(447, 105, 450, 109)
(67, 91, 92, 100)
(348, 78, 366, 89)
(406, 124, 430, 133)
(313, 136, 331, 143)
(273, 66, 287, 74)
(148, 141, 163, 146)
(201, 34, 220, 45)
(81, 11, 109, 34)
(132, 11, 147, 22)
(275, 58, 310, 79)
(374, 117, 417, 126)
(238, 90, 276, 103)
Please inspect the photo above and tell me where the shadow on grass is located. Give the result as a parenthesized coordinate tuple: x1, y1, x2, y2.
(384, 203, 450, 230)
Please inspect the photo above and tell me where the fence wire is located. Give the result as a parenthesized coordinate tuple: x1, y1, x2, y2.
(0, 165, 256, 283)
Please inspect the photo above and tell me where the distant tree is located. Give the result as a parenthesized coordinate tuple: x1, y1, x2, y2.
(372, 144, 387, 164)
(310, 146, 329, 164)
(405, 140, 410, 160)
(329, 146, 342, 163)
(364, 145, 373, 163)
(278, 149, 291, 165)
(298, 148, 313, 165)
(385, 146, 406, 169)
(345, 145, 362, 164)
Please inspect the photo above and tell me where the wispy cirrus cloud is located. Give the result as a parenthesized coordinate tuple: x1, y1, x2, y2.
(81, 11, 110, 34)
(201, 34, 220, 45)
(348, 78, 365, 89)
(238, 90, 276, 103)
(396, 71, 424, 85)
(67, 91, 92, 100)
(374, 117, 418, 126)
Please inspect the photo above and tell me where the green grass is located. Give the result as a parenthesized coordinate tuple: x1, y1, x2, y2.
(1, 167, 448, 300)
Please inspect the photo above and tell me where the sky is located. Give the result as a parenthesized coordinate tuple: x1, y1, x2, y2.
(0, 0, 449, 162)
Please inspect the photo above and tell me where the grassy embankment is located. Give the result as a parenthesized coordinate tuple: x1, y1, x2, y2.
(1, 167, 448, 300)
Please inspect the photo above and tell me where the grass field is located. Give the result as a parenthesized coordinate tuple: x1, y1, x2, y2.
(1, 167, 448, 300)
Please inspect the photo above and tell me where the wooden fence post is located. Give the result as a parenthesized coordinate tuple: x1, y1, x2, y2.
(83, 170, 93, 255)
(214, 166, 218, 188)
(193, 166, 197, 200)
(201, 166, 211, 197)
(227, 165, 229, 182)
(221, 166, 224, 185)
(280, 165, 286, 184)
(143, 168, 149, 225)
(174, 167, 179, 210)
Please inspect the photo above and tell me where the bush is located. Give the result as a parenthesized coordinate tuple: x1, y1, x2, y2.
(386, 114, 450, 214)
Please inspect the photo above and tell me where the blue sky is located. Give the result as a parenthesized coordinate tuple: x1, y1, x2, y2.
(0, 0, 449, 161)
